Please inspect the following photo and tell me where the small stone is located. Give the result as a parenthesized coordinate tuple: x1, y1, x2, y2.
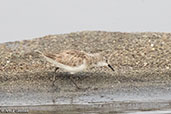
(141, 52, 145, 56)
(6, 60, 10, 63)
(142, 35, 148, 38)
(144, 62, 147, 66)
(151, 44, 154, 47)
(152, 48, 155, 51)
(166, 66, 169, 69)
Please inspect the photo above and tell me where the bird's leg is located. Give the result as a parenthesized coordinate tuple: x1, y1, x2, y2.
(52, 67, 59, 86)
(54, 67, 59, 73)
(69, 75, 81, 89)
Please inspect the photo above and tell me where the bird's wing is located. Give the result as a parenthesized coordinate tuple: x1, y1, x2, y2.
(44, 50, 87, 67)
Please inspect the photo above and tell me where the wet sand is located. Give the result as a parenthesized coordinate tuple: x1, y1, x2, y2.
(0, 31, 171, 113)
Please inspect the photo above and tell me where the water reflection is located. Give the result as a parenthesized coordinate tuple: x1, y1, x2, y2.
(1, 102, 171, 114)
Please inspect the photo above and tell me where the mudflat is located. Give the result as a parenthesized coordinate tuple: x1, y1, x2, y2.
(0, 31, 171, 113)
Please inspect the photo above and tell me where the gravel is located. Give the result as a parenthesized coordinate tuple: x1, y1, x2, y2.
(0, 31, 171, 106)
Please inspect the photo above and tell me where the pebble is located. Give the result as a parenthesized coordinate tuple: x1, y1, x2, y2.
(0, 31, 170, 97)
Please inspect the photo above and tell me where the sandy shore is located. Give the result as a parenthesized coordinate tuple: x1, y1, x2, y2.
(0, 31, 171, 112)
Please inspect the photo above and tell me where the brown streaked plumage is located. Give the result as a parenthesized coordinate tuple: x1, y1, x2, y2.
(37, 50, 114, 89)
(44, 50, 87, 67)
(42, 50, 114, 73)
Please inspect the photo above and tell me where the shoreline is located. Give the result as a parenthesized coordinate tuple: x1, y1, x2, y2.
(0, 31, 171, 112)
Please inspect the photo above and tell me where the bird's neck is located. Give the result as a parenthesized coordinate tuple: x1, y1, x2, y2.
(86, 53, 102, 66)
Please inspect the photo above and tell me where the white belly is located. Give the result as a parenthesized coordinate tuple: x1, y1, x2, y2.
(44, 56, 87, 74)
(62, 63, 87, 74)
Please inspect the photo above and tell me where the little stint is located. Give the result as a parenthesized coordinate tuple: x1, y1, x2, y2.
(37, 50, 114, 89)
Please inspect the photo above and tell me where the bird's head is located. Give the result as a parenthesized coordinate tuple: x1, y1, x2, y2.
(96, 56, 115, 71)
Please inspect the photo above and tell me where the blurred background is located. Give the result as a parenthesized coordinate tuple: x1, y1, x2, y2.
(0, 0, 171, 43)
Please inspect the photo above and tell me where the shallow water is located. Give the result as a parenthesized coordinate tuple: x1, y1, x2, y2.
(1, 86, 171, 114)
(128, 110, 171, 114)
(0, 102, 171, 114)
(1, 85, 171, 106)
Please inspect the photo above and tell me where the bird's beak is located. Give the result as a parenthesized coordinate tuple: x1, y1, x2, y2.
(108, 64, 115, 71)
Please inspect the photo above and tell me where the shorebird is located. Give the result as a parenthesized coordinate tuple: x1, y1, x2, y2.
(37, 50, 114, 89)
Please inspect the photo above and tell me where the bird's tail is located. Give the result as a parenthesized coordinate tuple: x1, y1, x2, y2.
(34, 50, 56, 62)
